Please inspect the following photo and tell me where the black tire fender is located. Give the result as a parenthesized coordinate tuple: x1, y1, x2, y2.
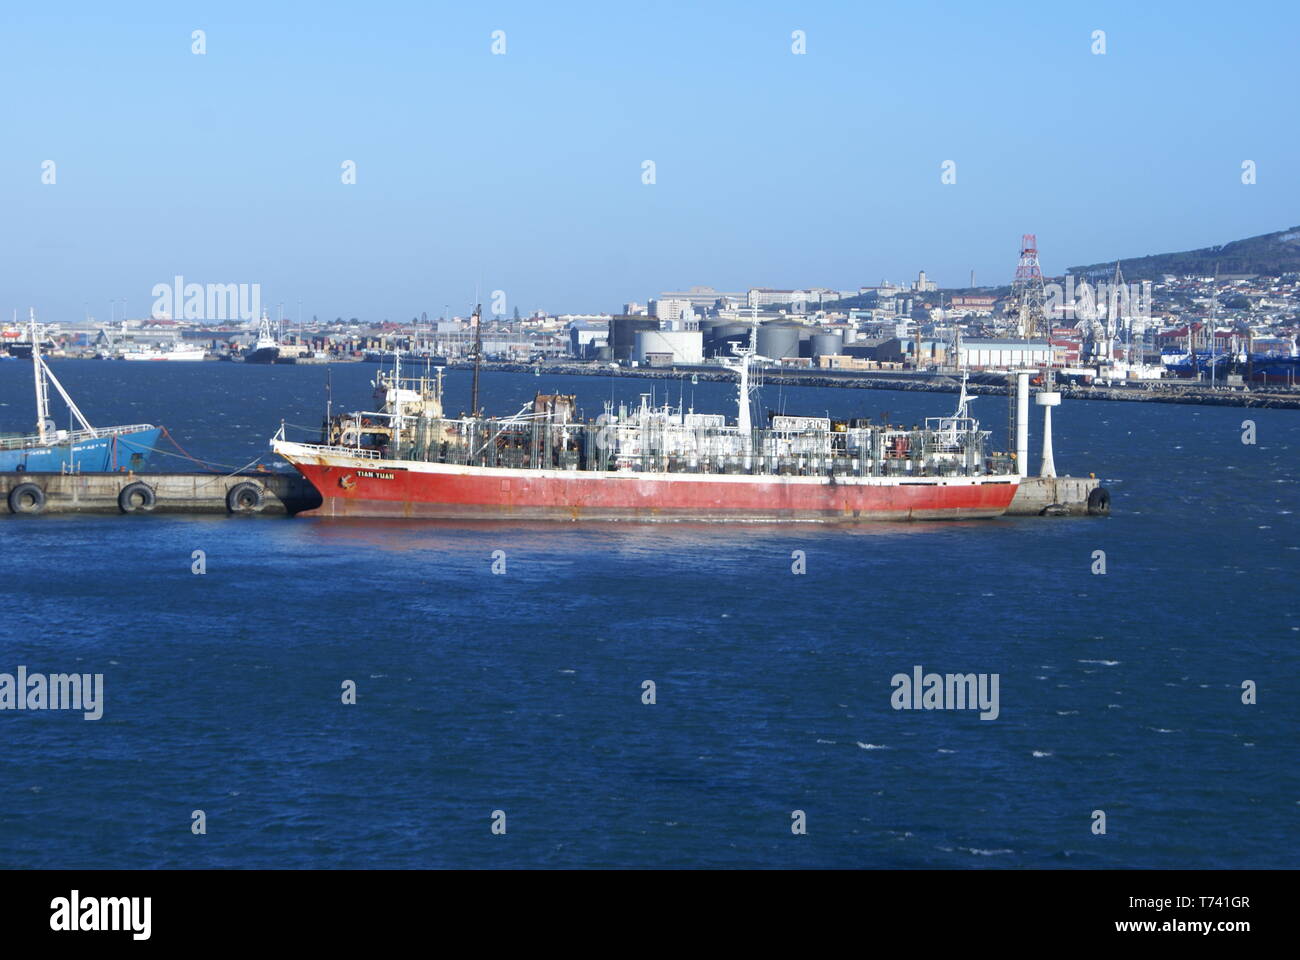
(118, 481, 157, 514)
(1087, 486, 1111, 516)
(226, 481, 266, 514)
(8, 482, 46, 515)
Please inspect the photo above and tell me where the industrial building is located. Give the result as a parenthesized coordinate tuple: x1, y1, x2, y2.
(568, 320, 609, 358)
(608, 315, 661, 361)
(958, 339, 1052, 369)
(648, 298, 698, 330)
(655, 286, 745, 310)
(872, 337, 1052, 370)
(875, 338, 953, 365)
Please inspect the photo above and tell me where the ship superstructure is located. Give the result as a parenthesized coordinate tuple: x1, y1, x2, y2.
(272, 328, 1021, 522)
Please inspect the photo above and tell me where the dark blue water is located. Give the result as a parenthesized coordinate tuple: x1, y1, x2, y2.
(1, 360, 1296, 868)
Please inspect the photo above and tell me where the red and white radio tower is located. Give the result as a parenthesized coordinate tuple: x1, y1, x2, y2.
(1010, 233, 1047, 340)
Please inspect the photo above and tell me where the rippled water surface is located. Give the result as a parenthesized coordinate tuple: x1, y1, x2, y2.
(1, 360, 1295, 867)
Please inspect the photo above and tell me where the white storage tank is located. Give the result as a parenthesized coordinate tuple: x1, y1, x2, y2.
(633, 329, 704, 365)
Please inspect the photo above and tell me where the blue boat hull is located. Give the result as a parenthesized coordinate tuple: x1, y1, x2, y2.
(0, 427, 161, 473)
(1163, 352, 1300, 384)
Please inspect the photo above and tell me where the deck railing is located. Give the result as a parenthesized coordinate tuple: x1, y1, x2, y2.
(277, 440, 383, 459)
(0, 423, 156, 451)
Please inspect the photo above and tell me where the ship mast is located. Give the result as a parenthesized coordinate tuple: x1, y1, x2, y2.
(954, 371, 973, 420)
(734, 326, 754, 435)
(469, 302, 483, 416)
(31, 310, 50, 444)
(29, 309, 97, 439)
(720, 309, 766, 439)
(391, 346, 403, 421)
(255, 309, 274, 348)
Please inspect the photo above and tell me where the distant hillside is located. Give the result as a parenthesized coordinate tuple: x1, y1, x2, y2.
(1068, 225, 1300, 280)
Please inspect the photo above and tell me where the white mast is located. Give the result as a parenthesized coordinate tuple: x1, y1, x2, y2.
(255, 310, 274, 349)
(714, 310, 769, 472)
(736, 337, 753, 435)
(29, 308, 97, 439)
(29, 309, 98, 440)
(30, 310, 50, 443)
(953, 371, 973, 420)
(721, 309, 764, 435)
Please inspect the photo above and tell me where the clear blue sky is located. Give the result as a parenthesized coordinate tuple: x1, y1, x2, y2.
(1, 0, 1296, 323)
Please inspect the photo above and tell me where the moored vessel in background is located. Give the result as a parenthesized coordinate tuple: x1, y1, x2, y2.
(1161, 345, 1300, 386)
(1, 314, 23, 357)
(243, 311, 280, 364)
(120, 342, 207, 361)
(2, 312, 46, 360)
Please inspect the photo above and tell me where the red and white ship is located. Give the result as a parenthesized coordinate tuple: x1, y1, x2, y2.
(271, 329, 1020, 522)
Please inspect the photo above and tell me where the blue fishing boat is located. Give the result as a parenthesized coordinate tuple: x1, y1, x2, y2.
(1161, 348, 1300, 385)
(0, 312, 161, 473)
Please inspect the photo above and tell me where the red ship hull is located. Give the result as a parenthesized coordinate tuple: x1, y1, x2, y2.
(277, 445, 1020, 522)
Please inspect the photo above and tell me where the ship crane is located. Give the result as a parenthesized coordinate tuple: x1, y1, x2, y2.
(29, 310, 97, 442)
